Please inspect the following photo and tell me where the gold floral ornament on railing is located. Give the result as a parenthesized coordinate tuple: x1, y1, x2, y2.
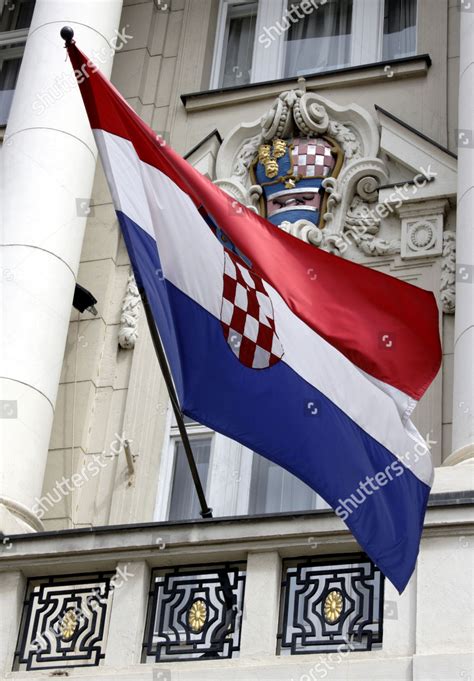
(323, 589, 344, 624)
(59, 609, 78, 640)
(258, 138, 287, 179)
(187, 599, 207, 633)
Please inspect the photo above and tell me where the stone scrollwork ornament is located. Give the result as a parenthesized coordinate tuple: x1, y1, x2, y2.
(118, 272, 141, 349)
(441, 230, 456, 313)
(293, 92, 330, 136)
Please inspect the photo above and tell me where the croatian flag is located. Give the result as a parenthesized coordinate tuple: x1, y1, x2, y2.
(68, 43, 441, 592)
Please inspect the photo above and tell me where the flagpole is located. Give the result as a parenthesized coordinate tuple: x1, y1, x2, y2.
(59, 27, 213, 519)
(140, 289, 213, 519)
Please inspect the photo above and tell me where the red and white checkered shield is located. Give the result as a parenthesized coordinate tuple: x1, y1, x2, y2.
(220, 250, 284, 369)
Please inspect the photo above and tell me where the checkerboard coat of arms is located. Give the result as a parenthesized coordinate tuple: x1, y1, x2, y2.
(252, 135, 342, 230)
(220, 249, 284, 369)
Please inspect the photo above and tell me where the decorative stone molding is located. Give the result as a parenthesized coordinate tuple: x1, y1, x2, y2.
(404, 219, 440, 255)
(118, 272, 141, 350)
(322, 159, 388, 254)
(398, 199, 447, 260)
(441, 231, 456, 314)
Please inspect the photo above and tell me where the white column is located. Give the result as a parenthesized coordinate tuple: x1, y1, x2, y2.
(240, 551, 281, 657)
(0, 0, 123, 533)
(0, 571, 25, 676)
(104, 561, 150, 666)
(449, 6, 474, 465)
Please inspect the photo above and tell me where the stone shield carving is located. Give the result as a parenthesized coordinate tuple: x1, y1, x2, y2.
(214, 87, 388, 257)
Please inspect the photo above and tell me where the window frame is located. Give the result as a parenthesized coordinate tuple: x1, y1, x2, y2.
(0, 0, 36, 126)
(0, 0, 35, 33)
(209, 0, 262, 90)
(154, 408, 256, 520)
(382, 0, 419, 62)
(153, 409, 216, 521)
(210, 0, 418, 89)
(154, 404, 329, 521)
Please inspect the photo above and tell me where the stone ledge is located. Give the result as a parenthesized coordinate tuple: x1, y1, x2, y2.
(181, 55, 432, 113)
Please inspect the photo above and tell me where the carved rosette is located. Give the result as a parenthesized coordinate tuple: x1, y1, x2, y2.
(401, 218, 442, 259)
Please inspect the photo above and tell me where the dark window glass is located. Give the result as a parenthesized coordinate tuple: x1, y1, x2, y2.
(284, 0, 353, 78)
(168, 437, 211, 520)
(383, 0, 417, 59)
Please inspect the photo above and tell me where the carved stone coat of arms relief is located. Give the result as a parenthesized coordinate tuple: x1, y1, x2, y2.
(214, 87, 392, 255)
(251, 135, 343, 232)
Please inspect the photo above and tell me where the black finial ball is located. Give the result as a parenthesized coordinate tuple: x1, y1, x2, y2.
(60, 26, 74, 45)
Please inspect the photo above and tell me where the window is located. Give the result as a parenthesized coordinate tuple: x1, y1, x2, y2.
(155, 412, 329, 521)
(248, 452, 319, 514)
(167, 418, 213, 521)
(211, 0, 417, 89)
(284, 0, 353, 77)
(218, 1, 258, 88)
(0, 0, 35, 125)
(383, 0, 417, 60)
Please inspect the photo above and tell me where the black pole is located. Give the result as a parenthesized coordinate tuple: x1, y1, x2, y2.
(140, 289, 213, 519)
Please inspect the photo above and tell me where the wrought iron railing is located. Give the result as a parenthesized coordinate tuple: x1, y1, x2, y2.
(142, 562, 246, 662)
(277, 554, 384, 655)
(13, 572, 115, 671)
(10, 554, 384, 671)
